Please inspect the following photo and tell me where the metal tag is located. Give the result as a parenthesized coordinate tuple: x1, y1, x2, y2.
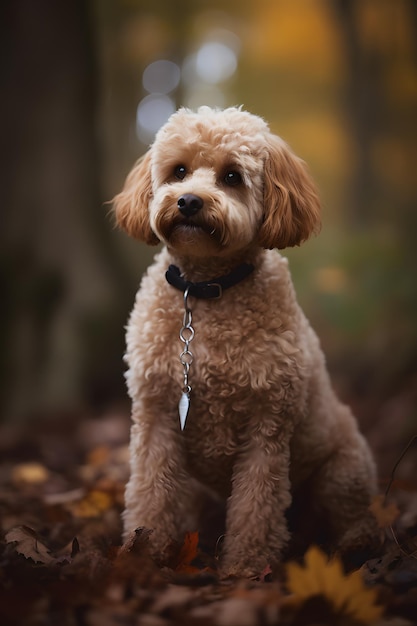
(178, 392, 190, 431)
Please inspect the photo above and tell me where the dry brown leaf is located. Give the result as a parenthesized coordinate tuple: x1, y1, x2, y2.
(215, 596, 261, 626)
(86, 445, 111, 466)
(5, 525, 55, 564)
(43, 487, 86, 506)
(254, 563, 273, 582)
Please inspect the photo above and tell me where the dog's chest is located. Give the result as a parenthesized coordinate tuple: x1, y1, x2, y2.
(165, 296, 296, 432)
(175, 305, 297, 490)
(131, 281, 300, 415)
(128, 266, 304, 492)
(166, 297, 290, 394)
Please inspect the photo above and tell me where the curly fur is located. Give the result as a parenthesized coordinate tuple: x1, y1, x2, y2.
(114, 106, 377, 577)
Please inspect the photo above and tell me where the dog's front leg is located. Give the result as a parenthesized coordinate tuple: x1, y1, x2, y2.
(123, 414, 195, 552)
(221, 428, 292, 578)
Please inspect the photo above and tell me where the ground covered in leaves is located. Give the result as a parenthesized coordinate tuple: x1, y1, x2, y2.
(1, 413, 416, 626)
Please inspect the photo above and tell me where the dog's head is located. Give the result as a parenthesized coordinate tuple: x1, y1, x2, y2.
(114, 106, 321, 256)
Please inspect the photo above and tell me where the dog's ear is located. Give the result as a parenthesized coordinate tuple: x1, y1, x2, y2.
(258, 134, 321, 249)
(113, 151, 159, 245)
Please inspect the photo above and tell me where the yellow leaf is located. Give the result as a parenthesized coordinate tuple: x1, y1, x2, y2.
(369, 494, 400, 529)
(286, 546, 383, 624)
(66, 489, 113, 519)
(12, 462, 49, 484)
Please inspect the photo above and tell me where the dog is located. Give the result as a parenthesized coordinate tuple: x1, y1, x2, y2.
(114, 106, 377, 577)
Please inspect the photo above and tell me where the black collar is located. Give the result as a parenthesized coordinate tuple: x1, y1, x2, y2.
(165, 262, 255, 299)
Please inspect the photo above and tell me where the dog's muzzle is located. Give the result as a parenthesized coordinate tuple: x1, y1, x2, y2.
(177, 194, 204, 218)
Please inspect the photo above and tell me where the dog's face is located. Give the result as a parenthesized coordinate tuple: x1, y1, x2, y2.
(114, 107, 321, 256)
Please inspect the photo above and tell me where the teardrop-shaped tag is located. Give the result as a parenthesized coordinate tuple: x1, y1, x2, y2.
(178, 392, 190, 431)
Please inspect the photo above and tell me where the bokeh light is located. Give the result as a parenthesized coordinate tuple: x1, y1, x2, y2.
(135, 28, 241, 144)
(142, 59, 180, 94)
(136, 94, 176, 144)
(195, 41, 238, 84)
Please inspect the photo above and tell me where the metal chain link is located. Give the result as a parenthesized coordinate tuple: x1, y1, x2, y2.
(179, 287, 194, 396)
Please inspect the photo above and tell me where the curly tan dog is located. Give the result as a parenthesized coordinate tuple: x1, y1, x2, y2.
(114, 106, 377, 577)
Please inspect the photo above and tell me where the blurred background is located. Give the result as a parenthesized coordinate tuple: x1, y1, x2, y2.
(1, 0, 416, 481)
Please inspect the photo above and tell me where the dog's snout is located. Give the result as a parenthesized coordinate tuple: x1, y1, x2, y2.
(177, 194, 204, 217)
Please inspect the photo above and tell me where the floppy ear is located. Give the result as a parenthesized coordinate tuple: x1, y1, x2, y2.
(258, 134, 321, 249)
(113, 151, 159, 245)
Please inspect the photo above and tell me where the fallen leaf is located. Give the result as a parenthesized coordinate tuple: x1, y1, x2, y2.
(152, 585, 196, 613)
(65, 489, 113, 518)
(370, 495, 400, 529)
(86, 445, 111, 466)
(43, 487, 86, 505)
(5, 525, 55, 564)
(255, 563, 273, 582)
(175, 531, 200, 573)
(119, 527, 154, 555)
(286, 545, 384, 624)
(11, 462, 49, 484)
(215, 596, 260, 626)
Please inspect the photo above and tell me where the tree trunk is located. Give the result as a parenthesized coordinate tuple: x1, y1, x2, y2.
(0, 0, 126, 419)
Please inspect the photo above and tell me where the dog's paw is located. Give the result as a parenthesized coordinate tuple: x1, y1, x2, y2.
(337, 515, 383, 569)
(219, 555, 273, 580)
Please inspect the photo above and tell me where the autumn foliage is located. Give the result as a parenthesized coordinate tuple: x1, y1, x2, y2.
(1, 416, 417, 625)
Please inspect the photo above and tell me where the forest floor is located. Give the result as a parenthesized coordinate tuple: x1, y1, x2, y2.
(0, 411, 416, 626)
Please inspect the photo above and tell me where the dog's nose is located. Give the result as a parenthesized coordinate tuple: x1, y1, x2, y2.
(177, 194, 204, 217)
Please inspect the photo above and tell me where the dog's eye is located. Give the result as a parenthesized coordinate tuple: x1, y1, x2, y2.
(224, 171, 242, 187)
(174, 165, 187, 180)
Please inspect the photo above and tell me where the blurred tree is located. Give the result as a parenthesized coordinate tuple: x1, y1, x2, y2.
(332, 0, 382, 225)
(0, 0, 129, 419)
(332, 0, 417, 227)
(329, 0, 417, 387)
